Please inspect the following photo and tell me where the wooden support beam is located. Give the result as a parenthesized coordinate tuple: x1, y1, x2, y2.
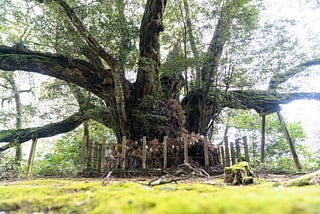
(261, 114, 266, 163)
(79, 135, 87, 173)
(230, 142, 236, 165)
(27, 139, 37, 176)
(163, 136, 168, 169)
(276, 111, 302, 171)
(100, 137, 107, 172)
(242, 136, 250, 163)
(142, 136, 147, 170)
(184, 136, 189, 164)
(204, 137, 209, 171)
(121, 136, 127, 170)
(94, 143, 99, 169)
(224, 136, 230, 167)
(235, 139, 241, 161)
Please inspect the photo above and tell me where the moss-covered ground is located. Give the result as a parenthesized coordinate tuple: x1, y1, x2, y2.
(0, 177, 320, 214)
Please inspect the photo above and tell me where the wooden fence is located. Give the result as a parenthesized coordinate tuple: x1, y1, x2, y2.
(78, 135, 251, 173)
(219, 136, 250, 168)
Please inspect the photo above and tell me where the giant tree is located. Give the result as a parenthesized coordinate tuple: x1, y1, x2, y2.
(0, 0, 320, 150)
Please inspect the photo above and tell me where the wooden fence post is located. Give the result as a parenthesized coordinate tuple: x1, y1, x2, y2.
(142, 136, 147, 170)
(184, 136, 188, 164)
(86, 139, 92, 169)
(79, 135, 87, 173)
(204, 137, 209, 171)
(100, 137, 107, 172)
(121, 136, 127, 170)
(163, 136, 168, 169)
(27, 139, 37, 176)
(235, 139, 241, 161)
(94, 143, 100, 169)
(224, 136, 230, 167)
(230, 142, 236, 165)
(243, 136, 250, 163)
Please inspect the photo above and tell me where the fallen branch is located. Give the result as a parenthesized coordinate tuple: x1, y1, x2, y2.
(148, 174, 192, 186)
(101, 171, 113, 186)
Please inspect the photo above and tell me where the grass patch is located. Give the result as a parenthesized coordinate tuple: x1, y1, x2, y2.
(0, 178, 320, 213)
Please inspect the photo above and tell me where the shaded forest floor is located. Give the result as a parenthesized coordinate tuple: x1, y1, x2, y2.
(0, 175, 320, 214)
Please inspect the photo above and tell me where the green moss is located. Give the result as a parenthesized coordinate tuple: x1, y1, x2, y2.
(1, 178, 320, 213)
(284, 170, 320, 187)
(225, 161, 254, 185)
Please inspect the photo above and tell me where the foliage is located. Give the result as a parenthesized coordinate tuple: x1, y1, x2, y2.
(0, 152, 23, 180)
(0, 71, 36, 129)
(32, 120, 115, 176)
(2, 178, 320, 213)
(227, 109, 315, 172)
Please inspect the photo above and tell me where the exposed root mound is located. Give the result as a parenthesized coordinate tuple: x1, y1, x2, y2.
(148, 163, 210, 186)
(284, 170, 320, 187)
(224, 161, 254, 185)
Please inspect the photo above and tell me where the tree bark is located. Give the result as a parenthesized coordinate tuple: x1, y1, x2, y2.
(0, 46, 116, 99)
(197, 0, 246, 134)
(183, 89, 320, 132)
(54, 0, 128, 136)
(0, 111, 87, 150)
(3, 74, 23, 161)
(135, 0, 167, 98)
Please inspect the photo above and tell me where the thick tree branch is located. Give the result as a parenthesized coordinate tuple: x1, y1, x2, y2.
(135, 0, 167, 97)
(202, 0, 240, 89)
(0, 45, 114, 99)
(269, 58, 320, 90)
(0, 105, 114, 152)
(0, 111, 86, 151)
(53, 0, 116, 68)
(182, 88, 320, 132)
(53, 0, 128, 135)
(227, 90, 320, 114)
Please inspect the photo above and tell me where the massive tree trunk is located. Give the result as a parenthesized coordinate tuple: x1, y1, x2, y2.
(0, 0, 320, 151)
(135, 0, 167, 98)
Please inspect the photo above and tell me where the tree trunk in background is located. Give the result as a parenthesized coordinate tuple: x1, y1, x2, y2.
(14, 92, 22, 161)
(6, 75, 23, 162)
(276, 111, 302, 171)
(84, 121, 92, 169)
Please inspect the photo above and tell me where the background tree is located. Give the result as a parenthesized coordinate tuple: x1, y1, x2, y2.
(0, 71, 35, 160)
